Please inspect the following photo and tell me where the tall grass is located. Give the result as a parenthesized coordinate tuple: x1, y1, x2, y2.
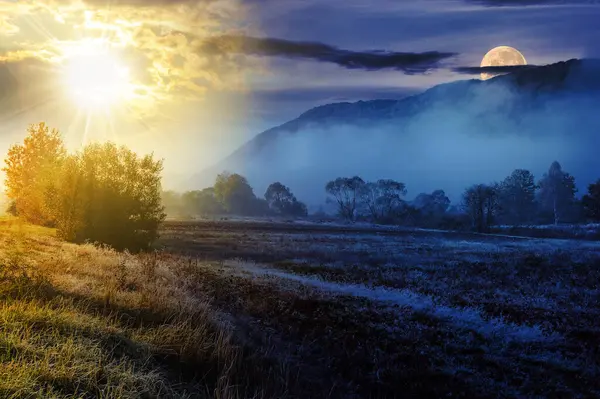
(0, 216, 284, 398)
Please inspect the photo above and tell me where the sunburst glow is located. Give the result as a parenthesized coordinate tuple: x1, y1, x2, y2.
(62, 41, 133, 109)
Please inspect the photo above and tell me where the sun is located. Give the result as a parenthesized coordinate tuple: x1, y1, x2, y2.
(62, 41, 133, 109)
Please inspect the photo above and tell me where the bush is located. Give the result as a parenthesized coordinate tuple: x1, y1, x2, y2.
(3, 123, 165, 252)
(55, 143, 166, 252)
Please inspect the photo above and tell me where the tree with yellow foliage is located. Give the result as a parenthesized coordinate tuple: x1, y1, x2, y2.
(55, 142, 166, 251)
(4, 123, 166, 252)
(2, 122, 66, 226)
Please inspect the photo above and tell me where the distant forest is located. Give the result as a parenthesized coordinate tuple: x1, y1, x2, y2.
(164, 161, 600, 233)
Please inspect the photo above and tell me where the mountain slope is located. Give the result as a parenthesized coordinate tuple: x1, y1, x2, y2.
(194, 59, 600, 204)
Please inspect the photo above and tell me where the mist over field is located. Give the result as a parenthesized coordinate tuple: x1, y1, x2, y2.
(198, 60, 600, 206)
(233, 121, 573, 205)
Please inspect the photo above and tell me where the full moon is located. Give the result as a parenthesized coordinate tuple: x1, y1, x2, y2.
(480, 46, 527, 80)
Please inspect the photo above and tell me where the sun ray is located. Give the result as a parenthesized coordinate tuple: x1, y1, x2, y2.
(66, 107, 86, 146)
(22, 13, 57, 42)
(123, 103, 155, 135)
(1, 97, 55, 124)
(83, 111, 92, 146)
(104, 107, 119, 143)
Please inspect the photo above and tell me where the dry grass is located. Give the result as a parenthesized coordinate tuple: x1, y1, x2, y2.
(3, 216, 600, 398)
(0, 217, 286, 399)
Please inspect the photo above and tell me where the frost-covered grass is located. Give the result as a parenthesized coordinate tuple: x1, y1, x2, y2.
(157, 219, 600, 398)
(160, 221, 600, 328)
(495, 223, 600, 230)
(492, 223, 600, 240)
(225, 259, 559, 344)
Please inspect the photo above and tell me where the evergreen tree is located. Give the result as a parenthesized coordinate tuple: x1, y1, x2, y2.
(537, 161, 577, 225)
(497, 169, 537, 225)
(582, 180, 600, 222)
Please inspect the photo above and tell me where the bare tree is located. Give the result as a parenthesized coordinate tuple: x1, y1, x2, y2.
(361, 179, 406, 222)
(325, 176, 365, 221)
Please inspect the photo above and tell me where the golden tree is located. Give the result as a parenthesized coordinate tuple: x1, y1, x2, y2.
(55, 142, 166, 251)
(2, 122, 66, 226)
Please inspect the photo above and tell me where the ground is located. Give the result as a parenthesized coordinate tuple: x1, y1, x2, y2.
(1, 217, 599, 398)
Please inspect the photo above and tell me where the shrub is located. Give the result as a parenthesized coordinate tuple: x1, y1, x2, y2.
(55, 142, 166, 251)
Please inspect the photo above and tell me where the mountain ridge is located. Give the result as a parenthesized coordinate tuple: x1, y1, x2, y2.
(192, 58, 600, 204)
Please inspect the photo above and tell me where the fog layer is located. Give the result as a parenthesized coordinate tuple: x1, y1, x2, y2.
(197, 60, 600, 208)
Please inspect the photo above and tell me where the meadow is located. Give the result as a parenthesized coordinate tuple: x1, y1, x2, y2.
(1, 217, 599, 398)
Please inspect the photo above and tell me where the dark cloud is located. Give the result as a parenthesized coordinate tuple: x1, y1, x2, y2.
(199, 35, 457, 73)
(467, 0, 600, 6)
(453, 64, 540, 74)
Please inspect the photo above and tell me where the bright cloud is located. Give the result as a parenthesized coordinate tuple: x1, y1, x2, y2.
(0, 0, 252, 116)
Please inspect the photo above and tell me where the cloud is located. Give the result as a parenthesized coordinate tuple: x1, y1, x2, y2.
(80, 0, 209, 6)
(0, 17, 19, 36)
(453, 64, 540, 74)
(199, 35, 457, 73)
(0, 0, 250, 119)
(466, 0, 600, 6)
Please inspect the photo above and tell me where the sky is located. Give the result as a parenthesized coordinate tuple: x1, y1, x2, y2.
(1, 0, 600, 187)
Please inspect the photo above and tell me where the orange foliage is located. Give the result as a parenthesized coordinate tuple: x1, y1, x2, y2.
(3, 123, 165, 251)
(2, 122, 66, 226)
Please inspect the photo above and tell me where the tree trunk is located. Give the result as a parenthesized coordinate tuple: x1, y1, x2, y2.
(553, 196, 558, 225)
(478, 201, 484, 233)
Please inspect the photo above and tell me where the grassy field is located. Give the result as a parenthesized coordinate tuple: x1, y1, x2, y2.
(0, 218, 290, 398)
(2, 217, 599, 398)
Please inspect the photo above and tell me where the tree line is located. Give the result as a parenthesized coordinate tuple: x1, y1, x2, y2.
(3, 123, 165, 251)
(463, 162, 583, 232)
(324, 176, 453, 227)
(7, 123, 600, 252)
(324, 162, 600, 232)
(163, 161, 600, 233)
(162, 173, 308, 218)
